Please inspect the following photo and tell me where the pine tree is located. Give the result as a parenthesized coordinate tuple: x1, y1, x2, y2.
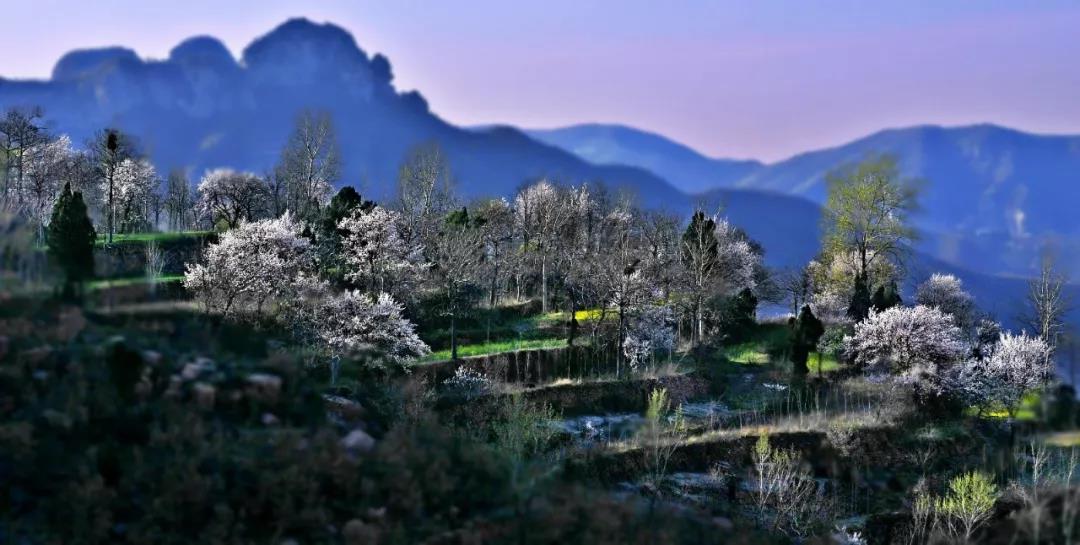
(791, 305, 825, 376)
(847, 272, 872, 322)
(46, 182, 96, 297)
(871, 280, 902, 312)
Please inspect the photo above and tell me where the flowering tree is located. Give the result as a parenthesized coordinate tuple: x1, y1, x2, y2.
(916, 273, 976, 329)
(963, 332, 1054, 416)
(680, 211, 759, 344)
(105, 158, 158, 233)
(314, 290, 429, 371)
(622, 305, 676, 373)
(846, 305, 966, 400)
(183, 212, 311, 320)
(514, 180, 583, 314)
(21, 135, 74, 238)
(196, 168, 269, 229)
(338, 204, 424, 294)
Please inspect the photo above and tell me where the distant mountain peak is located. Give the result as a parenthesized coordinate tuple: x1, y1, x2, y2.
(169, 36, 237, 71)
(52, 47, 141, 81)
(242, 18, 369, 69)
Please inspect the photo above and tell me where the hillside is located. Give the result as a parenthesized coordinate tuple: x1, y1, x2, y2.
(526, 124, 763, 194)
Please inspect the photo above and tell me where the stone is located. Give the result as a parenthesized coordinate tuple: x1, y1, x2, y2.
(193, 382, 216, 410)
(246, 373, 283, 404)
(261, 413, 280, 426)
(341, 428, 376, 453)
(324, 394, 365, 422)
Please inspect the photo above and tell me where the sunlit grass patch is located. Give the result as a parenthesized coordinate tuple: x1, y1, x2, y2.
(807, 352, 840, 374)
(1042, 431, 1080, 447)
(419, 337, 568, 363)
(530, 308, 606, 326)
(966, 392, 1041, 421)
(88, 274, 185, 290)
(721, 342, 770, 365)
(95, 230, 212, 246)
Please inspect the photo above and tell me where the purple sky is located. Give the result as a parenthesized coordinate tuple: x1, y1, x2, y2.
(3, 0, 1079, 162)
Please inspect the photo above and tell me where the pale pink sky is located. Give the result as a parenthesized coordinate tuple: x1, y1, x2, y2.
(2, 0, 1079, 162)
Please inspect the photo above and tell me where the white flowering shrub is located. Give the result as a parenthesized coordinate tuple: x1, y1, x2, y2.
(184, 212, 311, 320)
(442, 367, 494, 400)
(338, 205, 424, 293)
(846, 305, 967, 400)
(315, 290, 430, 370)
(915, 273, 975, 328)
(622, 305, 676, 372)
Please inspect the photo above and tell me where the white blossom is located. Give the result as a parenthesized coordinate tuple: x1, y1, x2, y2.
(314, 290, 429, 369)
(979, 332, 1053, 412)
(915, 273, 975, 328)
(846, 305, 967, 399)
(338, 205, 424, 293)
(622, 305, 676, 372)
(183, 212, 311, 319)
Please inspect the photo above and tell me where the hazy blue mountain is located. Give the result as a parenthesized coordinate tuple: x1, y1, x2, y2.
(526, 124, 763, 194)
(735, 125, 1080, 277)
(0, 19, 686, 208)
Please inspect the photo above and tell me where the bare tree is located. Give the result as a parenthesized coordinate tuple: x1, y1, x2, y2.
(0, 106, 48, 209)
(196, 169, 270, 229)
(395, 143, 456, 249)
(778, 265, 814, 317)
(273, 110, 339, 221)
(164, 169, 195, 231)
(1021, 251, 1072, 350)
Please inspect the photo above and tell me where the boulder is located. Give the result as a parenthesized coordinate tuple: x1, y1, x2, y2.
(341, 428, 375, 454)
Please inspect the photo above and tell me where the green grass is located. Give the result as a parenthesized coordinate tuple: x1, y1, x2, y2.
(527, 308, 606, 327)
(966, 391, 1042, 421)
(419, 337, 569, 363)
(95, 231, 212, 246)
(807, 351, 840, 374)
(719, 323, 792, 366)
(88, 274, 185, 290)
(721, 342, 770, 365)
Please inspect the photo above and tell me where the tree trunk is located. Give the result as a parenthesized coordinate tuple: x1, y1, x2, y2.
(541, 254, 548, 314)
(450, 313, 458, 360)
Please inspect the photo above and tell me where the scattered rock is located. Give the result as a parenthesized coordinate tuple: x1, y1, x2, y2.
(324, 394, 366, 422)
(343, 518, 379, 545)
(181, 357, 215, 380)
(341, 428, 376, 453)
(246, 373, 283, 404)
(712, 516, 733, 530)
(193, 382, 216, 410)
(141, 350, 163, 366)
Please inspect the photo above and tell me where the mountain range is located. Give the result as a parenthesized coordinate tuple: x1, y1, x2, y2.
(2, 18, 1078, 301)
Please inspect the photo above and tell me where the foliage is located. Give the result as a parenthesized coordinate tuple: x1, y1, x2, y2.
(932, 471, 998, 542)
(640, 388, 686, 491)
(791, 305, 825, 376)
(822, 154, 917, 289)
(46, 182, 96, 294)
(751, 433, 832, 537)
(870, 280, 902, 312)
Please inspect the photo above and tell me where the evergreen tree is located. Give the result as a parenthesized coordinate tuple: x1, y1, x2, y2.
(46, 182, 96, 297)
(791, 305, 825, 376)
(847, 272, 872, 322)
(871, 280, 902, 312)
(318, 186, 373, 281)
